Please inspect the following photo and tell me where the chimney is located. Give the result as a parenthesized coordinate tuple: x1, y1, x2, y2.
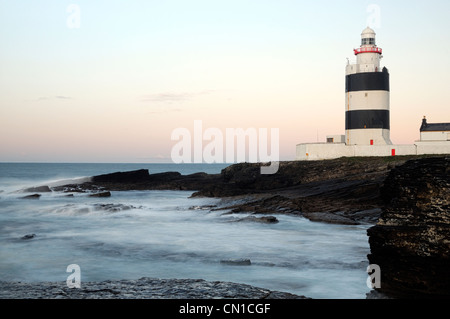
(420, 116, 427, 131)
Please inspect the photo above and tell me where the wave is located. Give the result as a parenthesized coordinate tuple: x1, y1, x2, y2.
(49, 203, 142, 216)
(0, 176, 92, 196)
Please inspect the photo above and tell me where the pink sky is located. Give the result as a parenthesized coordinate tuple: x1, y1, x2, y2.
(1, 1, 449, 163)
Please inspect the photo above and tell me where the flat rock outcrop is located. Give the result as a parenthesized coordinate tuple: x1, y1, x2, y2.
(90, 170, 219, 191)
(0, 278, 307, 299)
(367, 157, 450, 298)
(20, 194, 41, 199)
(22, 185, 52, 193)
(89, 191, 112, 198)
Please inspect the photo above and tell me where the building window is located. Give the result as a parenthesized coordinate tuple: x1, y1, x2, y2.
(327, 138, 334, 143)
(365, 93, 368, 97)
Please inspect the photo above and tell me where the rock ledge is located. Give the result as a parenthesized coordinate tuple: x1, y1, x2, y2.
(0, 278, 307, 299)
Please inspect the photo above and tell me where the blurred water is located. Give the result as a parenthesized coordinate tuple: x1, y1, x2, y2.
(0, 163, 372, 298)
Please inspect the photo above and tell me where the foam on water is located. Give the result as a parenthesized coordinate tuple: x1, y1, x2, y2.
(0, 163, 372, 299)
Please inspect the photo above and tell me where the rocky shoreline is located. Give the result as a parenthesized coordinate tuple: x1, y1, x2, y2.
(48, 155, 433, 225)
(0, 278, 307, 299)
(10, 155, 450, 299)
(367, 156, 450, 298)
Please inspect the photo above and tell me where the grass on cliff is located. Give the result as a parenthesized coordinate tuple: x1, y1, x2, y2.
(337, 154, 442, 164)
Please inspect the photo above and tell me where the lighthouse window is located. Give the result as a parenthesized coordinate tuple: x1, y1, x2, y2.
(362, 38, 375, 45)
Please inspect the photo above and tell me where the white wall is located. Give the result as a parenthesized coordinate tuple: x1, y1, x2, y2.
(347, 91, 389, 111)
(346, 63, 358, 75)
(346, 128, 392, 146)
(296, 143, 352, 161)
(420, 131, 449, 141)
(295, 141, 450, 161)
(356, 52, 381, 72)
(416, 141, 450, 155)
(326, 135, 345, 143)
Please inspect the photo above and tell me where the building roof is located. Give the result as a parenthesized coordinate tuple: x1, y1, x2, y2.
(420, 122, 450, 132)
(361, 27, 376, 37)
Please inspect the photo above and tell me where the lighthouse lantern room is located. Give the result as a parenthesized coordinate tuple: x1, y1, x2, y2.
(345, 27, 392, 146)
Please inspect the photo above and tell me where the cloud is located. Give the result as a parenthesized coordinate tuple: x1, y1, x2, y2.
(141, 93, 191, 103)
(146, 108, 182, 115)
(37, 95, 73, 101)
(141, 90, 214, 103)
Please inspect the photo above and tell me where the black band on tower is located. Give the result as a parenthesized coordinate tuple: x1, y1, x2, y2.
(345, 110, 390, 130)
(345, 72, 389, 92)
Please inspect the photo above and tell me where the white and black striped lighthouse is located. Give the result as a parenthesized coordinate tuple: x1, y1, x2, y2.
(345, 27, 392, 146)
(296, 26, 450, 161)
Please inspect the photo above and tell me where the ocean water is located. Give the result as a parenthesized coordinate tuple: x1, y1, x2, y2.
(0, 163, 372, 299)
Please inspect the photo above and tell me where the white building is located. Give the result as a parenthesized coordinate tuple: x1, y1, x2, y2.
(296, 27, 450, 161)
(420, 117, 450, 142)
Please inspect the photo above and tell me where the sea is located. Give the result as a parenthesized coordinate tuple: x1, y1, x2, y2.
(0, 163, 372, 299)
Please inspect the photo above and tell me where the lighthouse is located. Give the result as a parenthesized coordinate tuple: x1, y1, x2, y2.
(345, 27, 392, 145)
(295, 26, 450, 161)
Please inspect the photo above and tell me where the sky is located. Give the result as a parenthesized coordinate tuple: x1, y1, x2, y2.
(1, 0, 449, 163)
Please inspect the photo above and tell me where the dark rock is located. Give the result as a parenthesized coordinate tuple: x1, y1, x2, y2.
(23, 186, 51, 193)
(93, 203, 136, 212)
(367, 156, 450, 298)
(54, 155, 438, 225)
(89, 191, 111, 198)
(92, 169, 151, 183)
(189, 205, 217, 210)
(302, 212, 359, 225)
(62, 186, 86, 193)
(196, 158, 403, 197)
(236, 215, 279, 224)
(21, 194, 41, 199)
(190, 157, 426, 224)
(220, 259, 252, 266)
(365, 290, 393, 299)
(21, 234, 36, 240)
(86, 170, 218, 192)
(0, 277, 309, 299)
